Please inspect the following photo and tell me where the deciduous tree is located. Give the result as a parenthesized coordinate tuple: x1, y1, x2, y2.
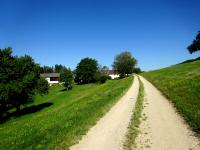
(60, 68, 73, 90)
(0, 47, 49, 114)
(74, 58, 98, 84)
(113, 51, 137, 77)
(187, 31, 200, 54)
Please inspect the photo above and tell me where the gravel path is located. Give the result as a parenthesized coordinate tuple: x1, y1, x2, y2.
(136, 76, 200, 150)
(70, 76, 139, 150)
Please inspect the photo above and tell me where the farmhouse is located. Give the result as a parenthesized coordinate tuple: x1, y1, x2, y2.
(106, 70, 119, 79)
(40, 73, 60, 85)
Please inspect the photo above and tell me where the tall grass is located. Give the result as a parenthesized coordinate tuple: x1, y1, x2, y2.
(0, 77, 133, 150)
(141, 60, 200, 133)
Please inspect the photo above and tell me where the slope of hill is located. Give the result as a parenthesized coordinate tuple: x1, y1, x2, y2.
(141, 60, 200, 133)
(0, 77, 133, 149)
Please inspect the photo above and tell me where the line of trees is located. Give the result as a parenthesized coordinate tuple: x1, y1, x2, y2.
(1, 30, 198, 117)
(40, 64, 67, 73)
(0, 47, 140, 117)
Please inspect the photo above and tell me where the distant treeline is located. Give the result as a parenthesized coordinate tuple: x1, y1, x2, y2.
(40, 64, 67, 73)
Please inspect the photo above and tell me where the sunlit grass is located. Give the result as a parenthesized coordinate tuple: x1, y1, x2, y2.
(141, 60, 200, 133)
(0, 77, 133, 150)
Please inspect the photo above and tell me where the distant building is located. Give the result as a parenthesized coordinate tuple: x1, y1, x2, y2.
(106, 70, 119, 79)
(40, 73, 60, 85)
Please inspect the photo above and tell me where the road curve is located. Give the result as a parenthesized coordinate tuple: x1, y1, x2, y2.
(70, 76, 139, 150)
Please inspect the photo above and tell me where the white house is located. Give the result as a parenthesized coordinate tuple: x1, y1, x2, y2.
(106, 70, 119, 79)
(40, 73, 60, 86)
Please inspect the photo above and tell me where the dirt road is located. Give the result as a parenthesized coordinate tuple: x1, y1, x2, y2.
(70, 76, 139, 150)
(136, 76, 200, 150)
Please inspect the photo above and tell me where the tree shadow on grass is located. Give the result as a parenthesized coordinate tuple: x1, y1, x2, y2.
(60, 88, 67, 92)
(0, 102, 53, 124)
(60, 87, 72, 92)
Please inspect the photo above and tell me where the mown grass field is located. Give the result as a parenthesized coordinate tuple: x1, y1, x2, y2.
(0, 77, 133, 150)
(141, 60, 200, 133)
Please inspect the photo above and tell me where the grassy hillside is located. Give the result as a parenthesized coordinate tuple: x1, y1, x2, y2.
(141, 60, 200, 133)
(0, 77, 133, 150)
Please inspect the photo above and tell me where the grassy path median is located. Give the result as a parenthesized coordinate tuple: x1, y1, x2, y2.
(124, 76, 144, 150)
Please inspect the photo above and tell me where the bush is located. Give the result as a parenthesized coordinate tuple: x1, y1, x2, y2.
(99, 75, 107, 83)
(107, 76, 112, 80)
(93, 72, 109, 84)
(60, 68, 74, 90)
(37, 77, 49, 94)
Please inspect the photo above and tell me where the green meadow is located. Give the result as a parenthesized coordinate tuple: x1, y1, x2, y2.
(141, 60, 200, 133)
(0, 77, 133, 150)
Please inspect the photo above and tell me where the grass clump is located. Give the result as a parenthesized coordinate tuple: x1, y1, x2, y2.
(0, 76, 133, 150)
(141, 60, 200, 133)
(124, 77, 144, 150)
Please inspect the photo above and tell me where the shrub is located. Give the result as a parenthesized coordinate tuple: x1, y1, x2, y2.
(99, 75, 107, 83)
(60, 68, 74, 90)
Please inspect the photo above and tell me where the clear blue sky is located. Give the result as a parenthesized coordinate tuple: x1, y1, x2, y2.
(0, 0, 199, 71)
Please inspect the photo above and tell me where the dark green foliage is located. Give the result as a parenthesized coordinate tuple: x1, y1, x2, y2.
(36, 77, 49, 94)
(133, 67, 142, 74)
(60, 68, 74, 90)
(187, 31, 200, 54)
(74, 57, 98, 84)
(141, 60, 200, 133)
(40, 64, 67, 73)
(113, 51, 137, 76)
(54, 64, 67, 73)
(97, 65, 111, 83)
(119, 74, 126, 79)
(40, 66, 54, 73)
(99, 75, 108, 83)
(0, 47, 49, 113)
(93, 72, 101, 82)
(179, 57, 200, 64)
(106, 75, 112, 80)
(93, 71, 109, 84)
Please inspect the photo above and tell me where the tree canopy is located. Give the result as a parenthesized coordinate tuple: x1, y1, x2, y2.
(40, 66, 54, 73)
(60, 68, 73, 90)
(187, 31, 200, 54)
(40, 64, 67, 73)
(74, 57, 98, 84)
(0, 47, 49, 114)
(113, 51, 137, 77)
(54, 64, 67, 73)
